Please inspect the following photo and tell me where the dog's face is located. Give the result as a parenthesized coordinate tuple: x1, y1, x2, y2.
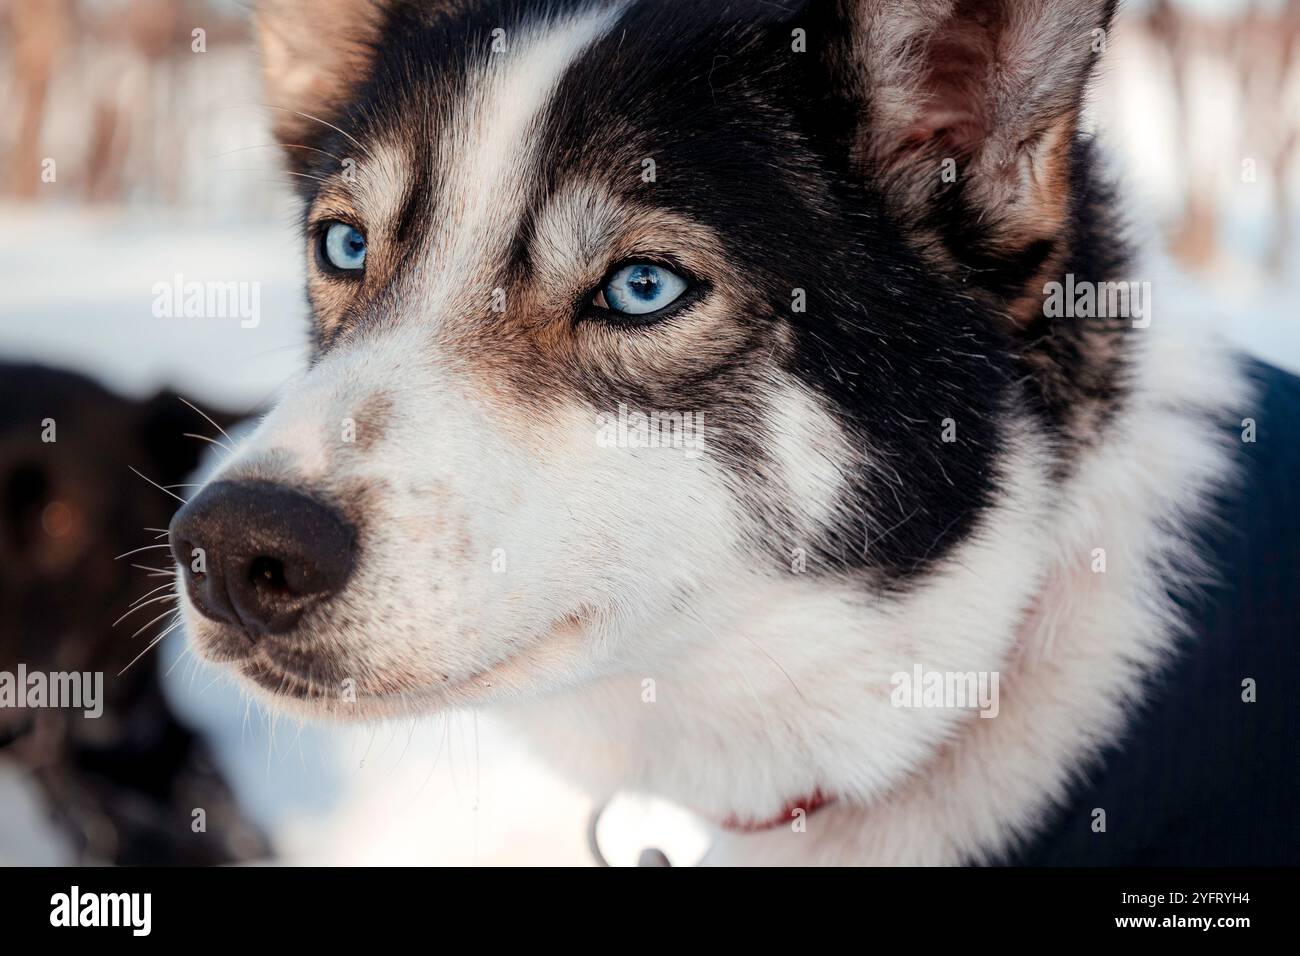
(174, 0, 1122, 719)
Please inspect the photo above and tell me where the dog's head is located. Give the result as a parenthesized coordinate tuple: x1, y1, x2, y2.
(174, 0, 1124, 719)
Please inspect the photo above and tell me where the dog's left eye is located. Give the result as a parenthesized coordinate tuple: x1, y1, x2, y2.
(319, 221, 366, 273)
(595, 263, 689, 316)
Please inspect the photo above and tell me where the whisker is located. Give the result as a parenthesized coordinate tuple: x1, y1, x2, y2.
(177, 396, 237, 450)
(164, 643, 193, 679)
(182, 432, 232, 452)
(129, 466, 187, 504)
(114, 543, 174, 561)
(219, 168, 336, 187)
(201, 669, 226, 697)
(129, 580, 178, 608)
(113, 593, 179, 628)
(118, 617, 185, 677)
(260, 104, 371, 157)
(132, 606, 182, 639)
(130, 564, 177, 575)
(235, 177, 345, 192)
(207, 142, 346, 164)
(281, 169, 336, 186)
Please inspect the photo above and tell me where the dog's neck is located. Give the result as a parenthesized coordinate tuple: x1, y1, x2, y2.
(505, 253, 1246, 864)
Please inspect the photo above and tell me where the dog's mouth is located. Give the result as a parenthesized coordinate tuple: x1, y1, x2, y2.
(238, 652, 336, 702)
(194, 606, 598, 715)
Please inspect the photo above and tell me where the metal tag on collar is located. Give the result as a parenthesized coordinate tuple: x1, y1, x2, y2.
(588, 791, 713, 867)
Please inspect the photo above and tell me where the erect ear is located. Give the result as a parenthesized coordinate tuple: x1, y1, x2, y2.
(254, 0, 386, 154)
(829, 0, 1116, 318)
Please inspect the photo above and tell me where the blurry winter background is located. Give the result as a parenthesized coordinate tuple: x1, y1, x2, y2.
(0, 0, 1296, 865)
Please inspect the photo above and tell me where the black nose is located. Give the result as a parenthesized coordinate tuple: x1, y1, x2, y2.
(169, 480, 355, 636)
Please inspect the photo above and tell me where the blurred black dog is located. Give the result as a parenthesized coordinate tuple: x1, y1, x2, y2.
(0, 362, 267, 864)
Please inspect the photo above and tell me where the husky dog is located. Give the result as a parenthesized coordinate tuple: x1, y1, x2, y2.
(170, 0, 1299, 865)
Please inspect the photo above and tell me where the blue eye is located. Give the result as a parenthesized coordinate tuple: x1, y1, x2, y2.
(599, 263, 689, 316)
(321, 221, 366, 272)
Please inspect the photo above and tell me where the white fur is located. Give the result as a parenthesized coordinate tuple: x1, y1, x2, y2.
(181, 11, 1253, 865)
(507, 248, 1250, 864)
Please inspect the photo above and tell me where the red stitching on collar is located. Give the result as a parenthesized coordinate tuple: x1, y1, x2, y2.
(717, 789, 833, 833)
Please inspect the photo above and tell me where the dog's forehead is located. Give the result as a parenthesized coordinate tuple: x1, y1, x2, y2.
(327, 0, 811, 237)
(421, 7, 626, 273)
(321, 5, 623, 288)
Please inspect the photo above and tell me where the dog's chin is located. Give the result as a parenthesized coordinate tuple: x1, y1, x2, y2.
(183, 606, 599, 722)
(233, 655, 445, 722)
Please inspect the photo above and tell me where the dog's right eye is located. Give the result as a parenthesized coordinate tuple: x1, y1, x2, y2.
(319, 221, 367, 274)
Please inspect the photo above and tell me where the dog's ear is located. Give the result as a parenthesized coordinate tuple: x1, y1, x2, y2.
(254, 0, 386, 156)
(825, 0, 1116, 318)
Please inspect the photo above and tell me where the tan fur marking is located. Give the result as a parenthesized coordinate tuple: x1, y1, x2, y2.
(352, 392, 394, 452)
(434, 190, 765, 434)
